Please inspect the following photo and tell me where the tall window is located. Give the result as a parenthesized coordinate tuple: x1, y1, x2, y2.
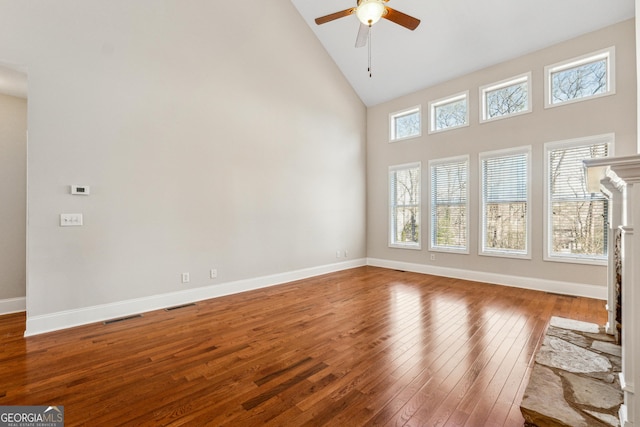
(545, 47, 615, 108)
(389, 163, 421, 249)
(480, 73, 532, 123)
(545, 135, 612, 263)
(480, 147, 531, 258)
(389, 106, 421, 142)
(430, 156, 469, 253)
(429, 92, 469, 133)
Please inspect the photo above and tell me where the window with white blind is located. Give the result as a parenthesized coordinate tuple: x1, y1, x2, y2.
(429, 156, 469, 253)
(544, 135, 613, 263)
(480, 147, 531, 258)
(389, 163, 421, 249)
(389, 106, 421, 142)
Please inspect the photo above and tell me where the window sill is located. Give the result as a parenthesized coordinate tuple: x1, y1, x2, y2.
(543, 255, 607, 266)
(479, 250, 531, 260)
(389, 243, 422, 251)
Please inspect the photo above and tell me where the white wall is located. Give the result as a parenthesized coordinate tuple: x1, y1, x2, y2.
(367, 20, 637, 294)
(637, 1, 640, 153)
(0, 1, 367, 332)
(0, 93, 27, 305)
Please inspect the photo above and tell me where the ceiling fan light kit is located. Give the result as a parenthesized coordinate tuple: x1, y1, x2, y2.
(314, 0, 421, 77)
(356, 0, 386, 26)
(314, 1, 420, 34)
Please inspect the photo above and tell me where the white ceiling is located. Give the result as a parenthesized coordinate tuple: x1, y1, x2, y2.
(0, 63, 27, 99)
(290, 0, 635, 106)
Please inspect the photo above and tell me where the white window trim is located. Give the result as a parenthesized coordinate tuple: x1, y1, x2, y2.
(544, 46, 616, 109)
(479, 72, 532, 123)
(428, 155, 470, 254)
(543, 133, 614, 265)
(389, 105, 422, 143)
(428, 91, 469, 134)
(389, 162, 422, 250)
(479, 146, 532, 259)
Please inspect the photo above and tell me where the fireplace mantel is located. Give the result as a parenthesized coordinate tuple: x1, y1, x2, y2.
(584, 154, 640, 427)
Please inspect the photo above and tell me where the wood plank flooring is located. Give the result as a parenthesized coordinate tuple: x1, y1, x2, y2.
(0, 266, 606, 426)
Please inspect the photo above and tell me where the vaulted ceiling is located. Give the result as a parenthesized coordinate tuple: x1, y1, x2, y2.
(291, 0, 635, 106)
(1, 3, 634, 104)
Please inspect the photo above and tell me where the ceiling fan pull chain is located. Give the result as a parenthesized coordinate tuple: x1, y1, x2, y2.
(368, 27, 372, 78)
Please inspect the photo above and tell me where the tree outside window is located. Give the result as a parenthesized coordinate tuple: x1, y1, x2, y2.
(485, 81, 528, 119)
(390, 107, 421, 141)
(547, 139, 610, 260)
(390, 163, 421, 248)
(551, 60, 607, 104)
(545, 47, 615, 108)
(430, 92, 468, 133)
(480, 73, 532, 122)
(480, 147, 530, 257)
(430, 157, 468, 252)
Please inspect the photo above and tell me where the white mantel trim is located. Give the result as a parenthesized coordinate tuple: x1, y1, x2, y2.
(585, 154, 640, 427)
(584, 154, 640, 191)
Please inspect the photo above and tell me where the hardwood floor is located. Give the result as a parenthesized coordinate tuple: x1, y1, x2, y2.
(0, 266, 606, 426)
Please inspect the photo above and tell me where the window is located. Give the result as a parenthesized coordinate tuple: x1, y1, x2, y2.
(480, 73, 532, 122)
(389, 106, 421, 142)
(544, 135, 613, 263)
(429, 156, 469, 253)
(429, 92, 469, 133)
(389, 163, 421, 249)
(545, 47, 615, 108)
(480, 147, 531, 258)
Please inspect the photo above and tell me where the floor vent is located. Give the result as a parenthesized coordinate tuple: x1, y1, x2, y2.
(546, 292, 578, 298)
(103, 314, 143, 325)
(165, 303, 196, 311)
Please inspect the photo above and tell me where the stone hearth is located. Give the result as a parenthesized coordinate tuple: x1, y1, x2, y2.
(521, 317, 622, 427)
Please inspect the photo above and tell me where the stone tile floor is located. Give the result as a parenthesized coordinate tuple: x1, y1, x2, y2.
(521, 317, 623, 427)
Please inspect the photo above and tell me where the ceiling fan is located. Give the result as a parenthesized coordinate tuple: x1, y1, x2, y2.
(314, 0, 421, 48)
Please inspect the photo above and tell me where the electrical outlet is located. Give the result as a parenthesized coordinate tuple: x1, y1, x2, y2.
(60, 213, 83, 226)
(430, 254, 436, 261)
(344, 249, 348, 258)
(210, 269, 218, 279)
(181, 272, 190, 283)
(336, 250, 342, 258)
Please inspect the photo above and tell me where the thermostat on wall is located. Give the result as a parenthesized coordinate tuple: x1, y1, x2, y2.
(71, 185, 90, 195)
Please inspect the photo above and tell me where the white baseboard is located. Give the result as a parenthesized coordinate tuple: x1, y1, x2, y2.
(24, 258, 367, 337)
(366, 258, 607, 300)
(23, 256, 607, 336)
(0, 297, 26, 315)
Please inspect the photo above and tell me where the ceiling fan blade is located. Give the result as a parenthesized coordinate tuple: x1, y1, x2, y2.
(355, 23, 369, 48)
(383, 7, 421, 30)
(315, 8, 356, 25)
